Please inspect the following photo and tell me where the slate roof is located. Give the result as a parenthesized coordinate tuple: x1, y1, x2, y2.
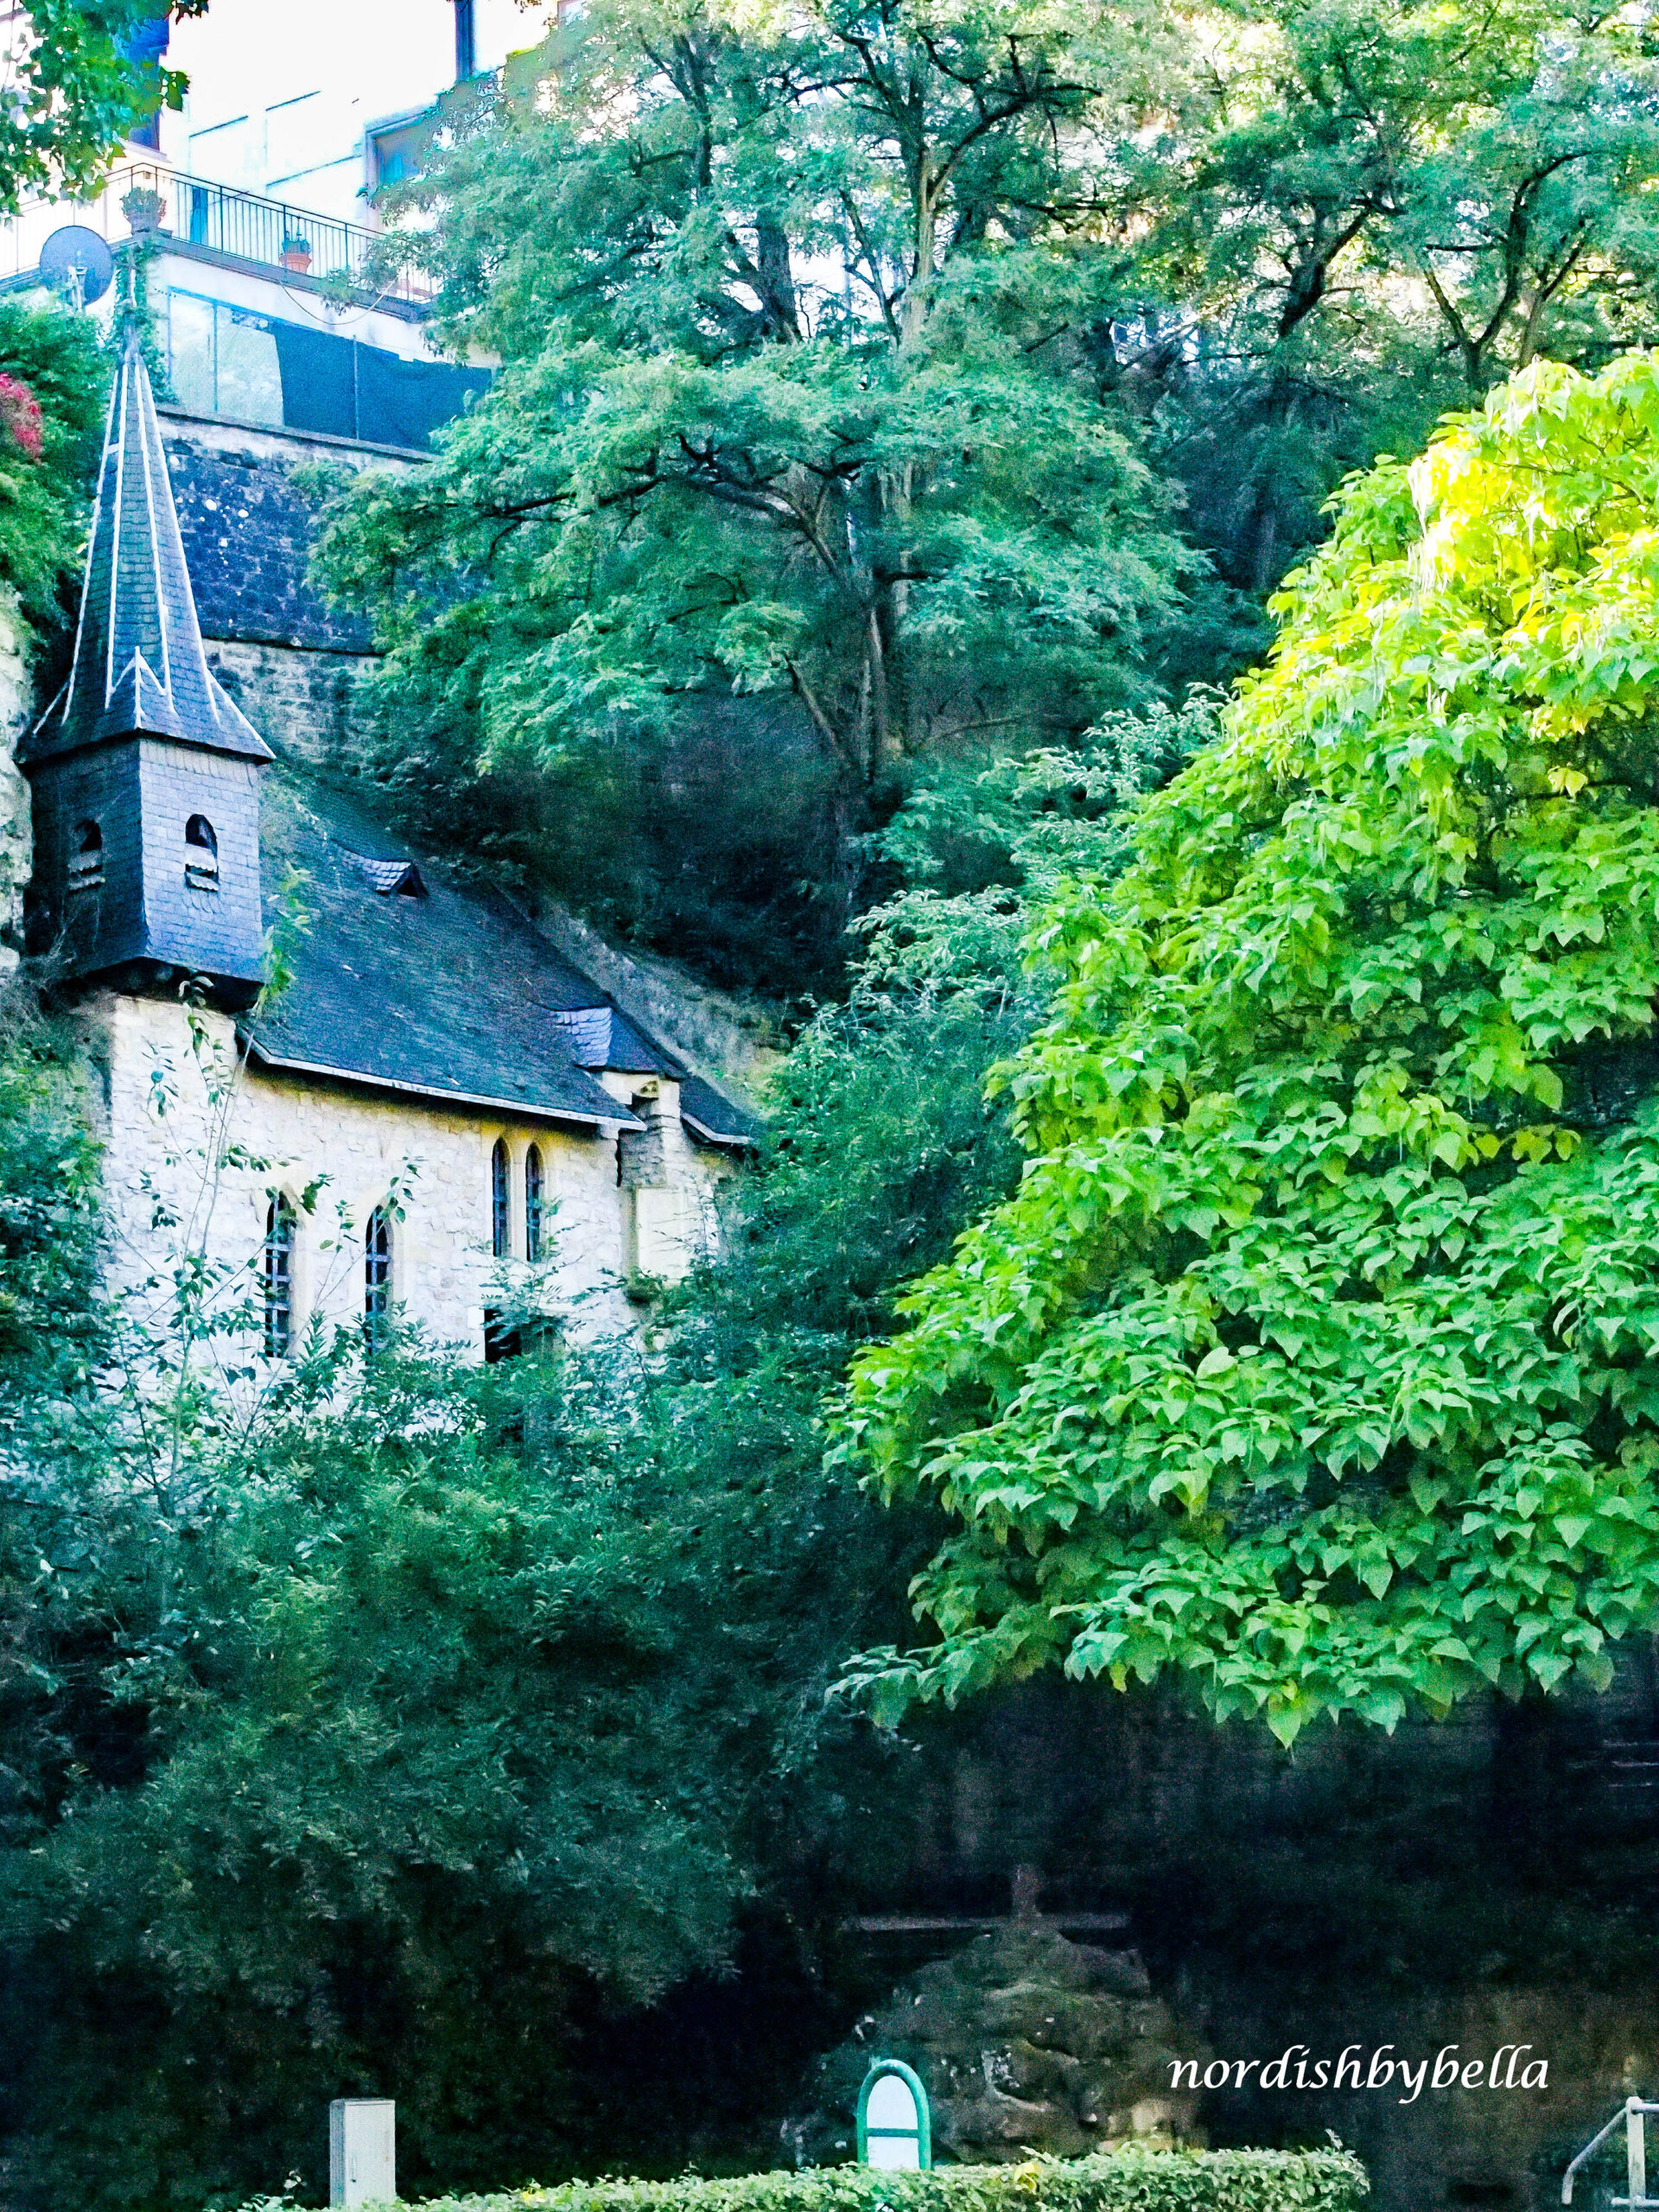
(678, 1074, 765, 1147)
(24, 327, 273, 766)
(553, 1004, 677, 1076)
(245, 779, 642, 1130)
(241, 779, 764, 1140)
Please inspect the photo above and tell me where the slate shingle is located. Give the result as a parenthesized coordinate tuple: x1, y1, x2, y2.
(247, 778, 639, 1130)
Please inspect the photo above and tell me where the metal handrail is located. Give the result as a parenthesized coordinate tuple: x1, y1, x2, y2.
(8, 162, 432, 305)
(1565, 2098, 1659, 2207)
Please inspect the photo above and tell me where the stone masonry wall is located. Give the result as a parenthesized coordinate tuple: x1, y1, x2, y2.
(205, 639, 376, 775)
(538, 906, 779, 1104)
(599, 1069, 735, 1275)
(159, 414, 384, 654)
(161, 413, 390, 777)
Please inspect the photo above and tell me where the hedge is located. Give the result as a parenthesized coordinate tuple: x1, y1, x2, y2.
(363, 2147, 1368, 2212)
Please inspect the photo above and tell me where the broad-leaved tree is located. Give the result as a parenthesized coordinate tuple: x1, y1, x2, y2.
(842, 352, 1659, 1745)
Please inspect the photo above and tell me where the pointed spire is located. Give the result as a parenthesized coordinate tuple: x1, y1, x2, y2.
(22, 322, 272, 766)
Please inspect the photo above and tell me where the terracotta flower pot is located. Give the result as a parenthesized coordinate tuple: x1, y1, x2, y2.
(122, 190, 166, 234)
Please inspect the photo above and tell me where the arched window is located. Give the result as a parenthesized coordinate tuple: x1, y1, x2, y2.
(491, 1138, 510, 1259)
(524, 1144, 544, 1262)
(263, 1194, 296, 1359)
(185, 814, 219, 891)
(68, 818, 103, 891)
(364, 1205, 392, 1353)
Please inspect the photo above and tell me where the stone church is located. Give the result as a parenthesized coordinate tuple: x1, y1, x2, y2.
(21, 327, 759, 1358)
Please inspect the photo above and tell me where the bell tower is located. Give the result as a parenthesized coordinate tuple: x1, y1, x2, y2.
(21, 323, 271, 1006)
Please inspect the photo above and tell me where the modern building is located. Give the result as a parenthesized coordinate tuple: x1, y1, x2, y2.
(20, 325, 757, 1361)
(0, 0, 546, 446)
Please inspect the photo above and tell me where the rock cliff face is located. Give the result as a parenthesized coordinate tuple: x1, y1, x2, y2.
(785, 1921, 1203, 2166)
(0, 587, 33, 967)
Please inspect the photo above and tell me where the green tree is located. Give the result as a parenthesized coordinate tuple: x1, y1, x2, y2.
(0, 1001, 101, 1399)
(312, 0, 1202, 896)
(1121, 0, 1659, 606)
(0, 3, 207, 213)
(315, 0, 1659, 993)
(0, 299, 111, 617)
(842, 351, 1659, 1747)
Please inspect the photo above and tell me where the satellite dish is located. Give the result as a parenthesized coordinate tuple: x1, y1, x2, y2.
(39, 226, 115, 309)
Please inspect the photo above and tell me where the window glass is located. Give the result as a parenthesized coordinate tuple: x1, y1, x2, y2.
(167, 289, 216, 416)
(371, 118, 433, 190)
(264, 90, 325, 188)
(264, 1195, 296, 1358)
(364, 1205, 392, 1353)
(491, 1139, 510, 1260)
(524, 1144, 543, 1262)
(165, 289, 281, 427)
(217, 307, 282, 425)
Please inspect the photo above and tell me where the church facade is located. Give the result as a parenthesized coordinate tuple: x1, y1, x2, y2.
(22, 328, 758, 1360)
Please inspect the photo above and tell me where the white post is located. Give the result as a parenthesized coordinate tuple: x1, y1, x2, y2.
(330, 2099, 396, 2207)
(1630, 2101, 1648, 2209)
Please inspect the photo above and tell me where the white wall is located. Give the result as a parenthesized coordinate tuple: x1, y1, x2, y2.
(160, 0, 551, 223)
(87, 994, 728, 1365)
(152, 249, 442, 375)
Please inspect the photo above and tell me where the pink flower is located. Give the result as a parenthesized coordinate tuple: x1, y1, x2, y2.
(0, 373, 44, 460)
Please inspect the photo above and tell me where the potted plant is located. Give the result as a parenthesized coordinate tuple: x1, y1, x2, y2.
(281, 232, 313, 273)
(121, 184, 166, 234)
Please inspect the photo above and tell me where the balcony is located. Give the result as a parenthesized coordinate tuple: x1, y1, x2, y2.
(0, 162, 434, 311)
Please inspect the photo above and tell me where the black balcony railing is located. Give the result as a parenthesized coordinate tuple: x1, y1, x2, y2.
(73, 163, 434, 308)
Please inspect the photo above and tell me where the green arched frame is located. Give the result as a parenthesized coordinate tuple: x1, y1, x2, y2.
(855, 2057, 932, 2171)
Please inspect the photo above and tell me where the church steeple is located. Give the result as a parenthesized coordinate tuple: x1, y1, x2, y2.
(22, 322, 271, 1003)
(24, 323, 270, 767)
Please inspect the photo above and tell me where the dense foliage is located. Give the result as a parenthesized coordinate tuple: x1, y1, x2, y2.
(367, 2146, 1370, 2212)
(843, 351, 1659, 1745)
(307, 0, 1659, 987)
(26, 0, 1659, 2190)
(0, 1001, 100, 1389)
(2, 1333, 909, 2209)
(0, 725, 1198, 2206)
(0, 2, 206, 214)
(315, 0, 1212, 984)
(0, 301, 111, 619)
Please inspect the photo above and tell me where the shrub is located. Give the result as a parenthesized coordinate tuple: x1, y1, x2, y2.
(379, 2149, 1368, 2212)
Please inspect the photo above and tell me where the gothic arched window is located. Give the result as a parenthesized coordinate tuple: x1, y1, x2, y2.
(185, 814, 219, 892)
(491, 1139, 510, 1259)
(68, 818, 103, 892)
(263, 1194, 296, 1359)
(364, 1205, 393, 1353)
(524, 1144, 544, 1262)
